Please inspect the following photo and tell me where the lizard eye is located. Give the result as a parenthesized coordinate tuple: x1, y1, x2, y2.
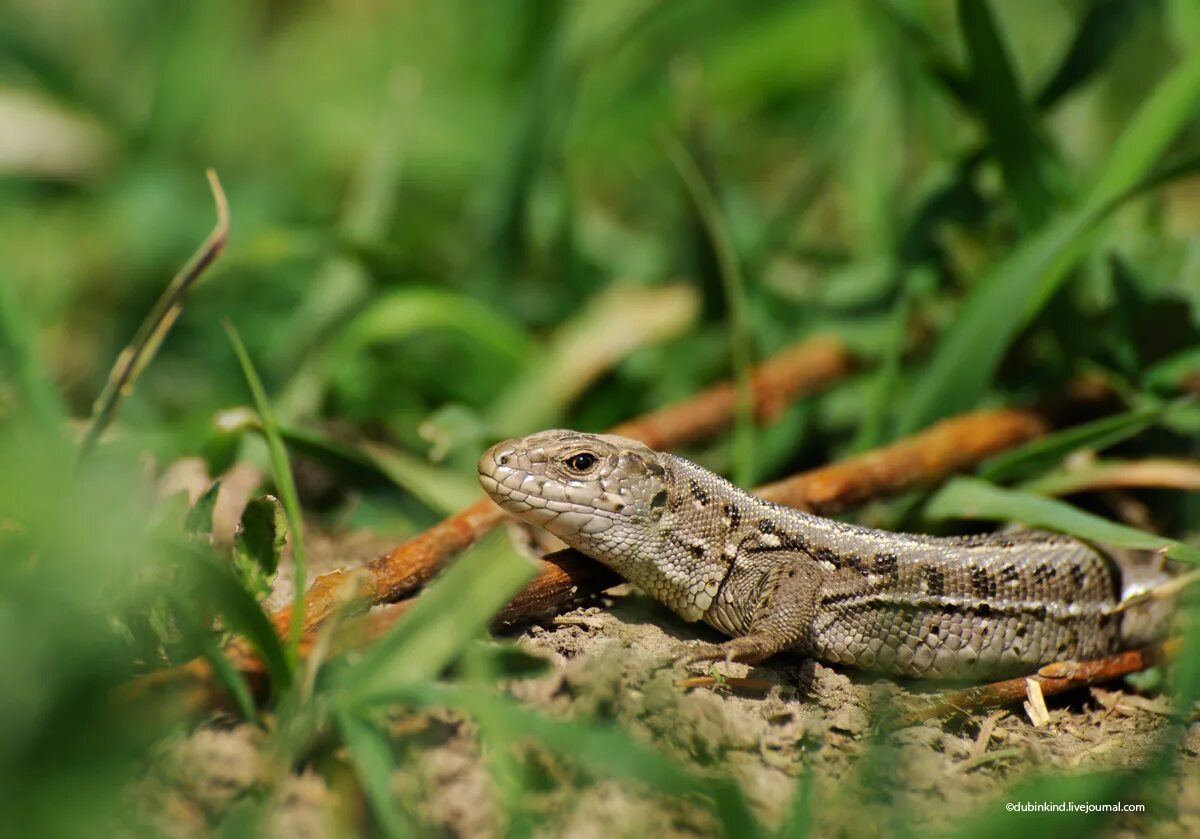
(564, 452, 597, 472)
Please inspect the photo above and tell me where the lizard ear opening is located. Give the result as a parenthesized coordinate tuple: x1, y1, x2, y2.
(650, 490, 668, 509)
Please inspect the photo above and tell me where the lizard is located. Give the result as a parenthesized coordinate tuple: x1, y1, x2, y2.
(477, 429, 1173, 680)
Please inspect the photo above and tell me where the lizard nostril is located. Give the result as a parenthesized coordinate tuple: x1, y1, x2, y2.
(499, 454, 510, 465)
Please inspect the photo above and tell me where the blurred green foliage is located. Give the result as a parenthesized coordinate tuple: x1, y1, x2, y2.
(2, 0, 1200, 835)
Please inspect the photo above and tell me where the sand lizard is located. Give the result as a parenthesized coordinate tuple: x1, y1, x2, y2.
(478, 430, 1170, 679)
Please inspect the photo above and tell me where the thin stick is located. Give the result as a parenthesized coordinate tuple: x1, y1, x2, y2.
(609, 336, 852, 449)
(756, 408, 1049, 513)
(81, 170, 230, 457)
(892, 639, 1180, 727)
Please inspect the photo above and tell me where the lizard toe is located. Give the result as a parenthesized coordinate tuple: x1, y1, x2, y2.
(680, 641, 730, 664)
(681, 638, 770, 665)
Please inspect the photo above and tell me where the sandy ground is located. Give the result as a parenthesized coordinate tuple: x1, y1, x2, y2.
(137, 535, 1200, 837)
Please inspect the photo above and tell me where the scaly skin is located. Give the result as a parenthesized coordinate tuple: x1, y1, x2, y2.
(478, 430, 1163, 679)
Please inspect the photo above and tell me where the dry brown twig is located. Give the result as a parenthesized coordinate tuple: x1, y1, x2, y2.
(892, 639, 1180, 728)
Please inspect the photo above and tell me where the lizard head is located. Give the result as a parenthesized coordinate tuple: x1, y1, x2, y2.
(477, 430, 670, 550)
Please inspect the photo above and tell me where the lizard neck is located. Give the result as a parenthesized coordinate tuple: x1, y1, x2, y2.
(612, 454, 784, 622)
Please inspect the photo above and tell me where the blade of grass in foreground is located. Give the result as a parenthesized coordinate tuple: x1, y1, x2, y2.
(335, 711, 413, 838)
(924, 477, 1200, 564)
(224, 322, 309, 661)
(188, 555, 293, 693)
(898, 54, 1200, 435)
(333, 531, 537, 708)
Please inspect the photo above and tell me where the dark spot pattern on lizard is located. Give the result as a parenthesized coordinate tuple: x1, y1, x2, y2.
(874, 552, 899, 577)
(844, 555, 869, 577)
(971, 565, 995, 598)
(724, 503, 741, 530)
(813, 545, 841, 569)
(669, 490, 684, 513)
(665, 532, 706, 561)
(923, 565, 945, 597)
(782, 531, 811, 553)
(689, 479, 709, 507)
(1033, 563, 1056, 584)
(1069, 562, 1087, 590)
(1000, 564, 1020, 585)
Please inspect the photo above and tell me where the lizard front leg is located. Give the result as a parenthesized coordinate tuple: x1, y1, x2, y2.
(685, 552, 825, 665)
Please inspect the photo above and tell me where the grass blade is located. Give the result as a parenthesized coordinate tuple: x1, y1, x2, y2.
(189, 554, 293, 692)
(169, 588, 260, 721)
(184, 480, 222, 536)
(959, 0, 1058, 230)
(335, 712, 412, 838)
(1035, 0, 1145, 109)
(1088, 55, 1200, 209)
(666, 136, 756, 487)
(924, 476, 1200, 564)
(80, 170, 229, 457)
(224, 323, 308, 659)
(977, 404, 1169, 482)
(1147, 347, 1200, 393)
(334, 532, 537, 708)
(489, 283, 698, 435)
(199, 637, 259, 723)
(898, 53, 1200, 434)
(896, 209, 1093, 434)
(873, 1, 972, 110)
(357, 440, 480, 515)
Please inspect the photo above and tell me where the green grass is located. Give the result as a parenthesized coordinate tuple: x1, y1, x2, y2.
(1, 0, 1199, 835)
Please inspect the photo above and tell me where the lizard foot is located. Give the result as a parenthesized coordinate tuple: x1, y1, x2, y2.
(681, 638, 773, 665)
